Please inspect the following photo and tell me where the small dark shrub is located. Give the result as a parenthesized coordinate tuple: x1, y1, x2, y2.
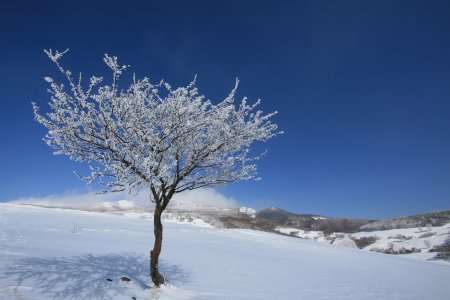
(370, 246, 420, 255)
(429, 239, 450, 261)
(388, 234, 412, 241)
(353, 236, 378, 249)
(419, 232, 435, 238)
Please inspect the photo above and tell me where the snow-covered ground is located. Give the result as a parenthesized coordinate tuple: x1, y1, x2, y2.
(276, 224, 450, 261)
(1, 203, 450, 300)
(352, 225, 450, 260)
(276, 227, 332, 241)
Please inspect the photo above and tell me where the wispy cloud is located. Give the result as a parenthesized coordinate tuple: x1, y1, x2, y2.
(171, 188, 238, 208)
(9, 188, 238, 209)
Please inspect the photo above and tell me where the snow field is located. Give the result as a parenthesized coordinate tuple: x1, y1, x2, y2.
(1, 203, 450, 299)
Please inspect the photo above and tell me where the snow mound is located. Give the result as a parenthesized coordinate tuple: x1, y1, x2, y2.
(239, 207, 256, 218)
(333, 235, 358, 248)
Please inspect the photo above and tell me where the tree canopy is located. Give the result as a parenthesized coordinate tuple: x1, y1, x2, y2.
(33, 49, 280, 205)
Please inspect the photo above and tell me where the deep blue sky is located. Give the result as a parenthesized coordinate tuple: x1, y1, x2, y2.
(1, 0, 450, 219)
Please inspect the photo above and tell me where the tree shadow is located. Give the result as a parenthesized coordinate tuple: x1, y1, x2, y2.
(5, 252, 190, 300)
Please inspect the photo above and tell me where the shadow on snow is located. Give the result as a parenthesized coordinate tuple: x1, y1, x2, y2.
(5, 252, 190, 299)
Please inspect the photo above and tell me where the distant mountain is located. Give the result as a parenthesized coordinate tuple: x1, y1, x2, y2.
(15, 199, 449, 234)
(162, 206, 375, 234)
(253, 207, 374, 233)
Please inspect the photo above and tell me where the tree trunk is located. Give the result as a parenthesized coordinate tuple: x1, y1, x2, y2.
(150, 206, 165, 286)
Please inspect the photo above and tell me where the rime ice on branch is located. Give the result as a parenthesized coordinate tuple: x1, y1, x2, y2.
(33, 49, 281, 286)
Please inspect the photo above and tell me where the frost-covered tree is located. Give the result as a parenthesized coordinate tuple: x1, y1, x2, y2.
(33, 49, 280, 286)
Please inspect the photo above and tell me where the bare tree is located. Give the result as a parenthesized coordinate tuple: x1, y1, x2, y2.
(33, 49, 280, 286)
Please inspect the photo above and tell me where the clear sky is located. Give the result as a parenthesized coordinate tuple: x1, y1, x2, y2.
(1, 0, 450, 219)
